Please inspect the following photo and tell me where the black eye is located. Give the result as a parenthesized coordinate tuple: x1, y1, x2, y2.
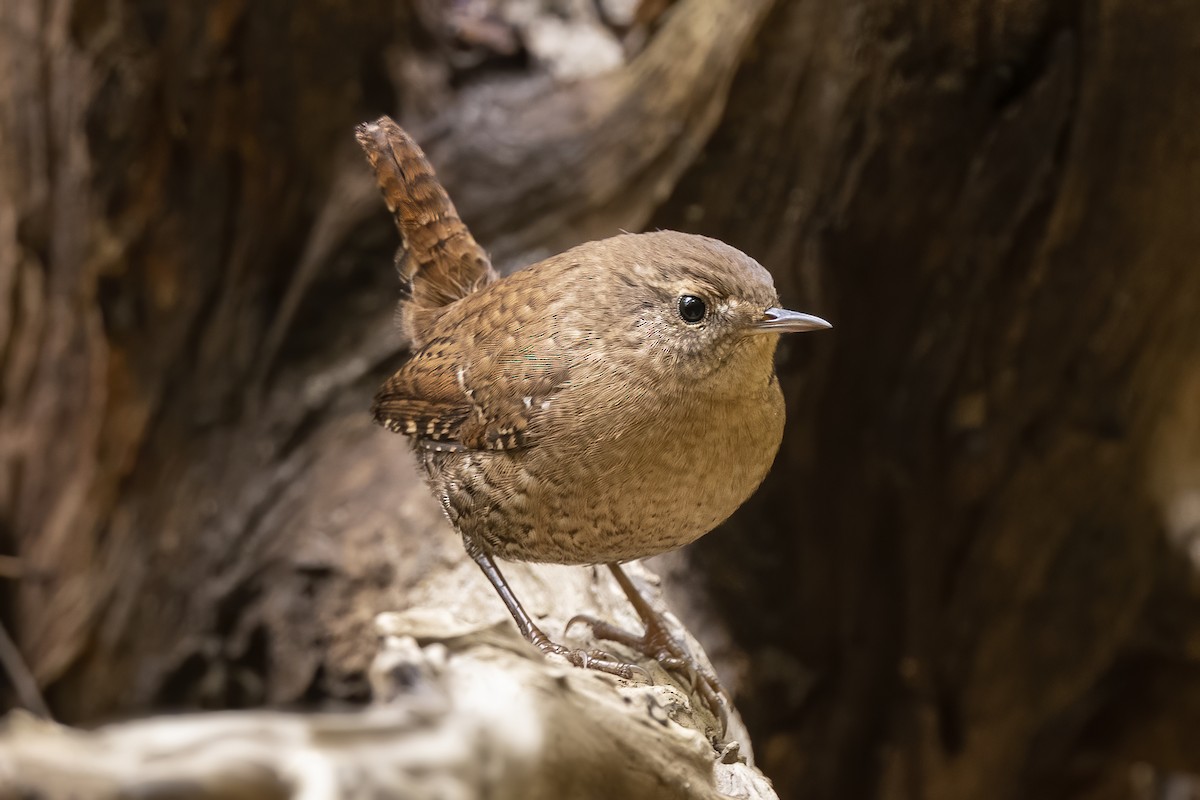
(678, 295, 707, 323)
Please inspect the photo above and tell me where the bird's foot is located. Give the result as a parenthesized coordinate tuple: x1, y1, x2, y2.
(527, 627, 650, 681)
(565, 613, 727, 729)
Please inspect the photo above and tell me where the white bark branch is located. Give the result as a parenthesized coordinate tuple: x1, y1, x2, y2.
(1, 562, 778, 799)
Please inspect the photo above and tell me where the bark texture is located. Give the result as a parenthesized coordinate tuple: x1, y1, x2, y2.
(651, 2, 1200, 797)
(2, 1, 1199, 799)
(1, 574, 774, 800)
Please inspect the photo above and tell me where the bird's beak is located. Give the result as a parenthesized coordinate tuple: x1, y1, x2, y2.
(749, 307, 832, 334)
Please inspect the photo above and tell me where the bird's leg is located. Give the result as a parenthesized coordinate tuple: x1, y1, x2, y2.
(567, 562, 729, 729)
(470, 549, 647, 680)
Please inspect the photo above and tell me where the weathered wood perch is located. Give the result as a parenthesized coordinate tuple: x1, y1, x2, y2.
(1, 560, 776, 799)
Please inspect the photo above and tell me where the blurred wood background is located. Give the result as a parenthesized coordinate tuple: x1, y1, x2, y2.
(2, 1, 1200, 798)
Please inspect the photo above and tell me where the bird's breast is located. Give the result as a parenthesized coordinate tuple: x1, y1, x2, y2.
(427, 366, 786, 565)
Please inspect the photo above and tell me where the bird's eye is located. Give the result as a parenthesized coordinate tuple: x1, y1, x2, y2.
(678, 295, 707, 324)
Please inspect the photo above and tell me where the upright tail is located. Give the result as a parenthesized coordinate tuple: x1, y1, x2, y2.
(355, 117, 496, 342)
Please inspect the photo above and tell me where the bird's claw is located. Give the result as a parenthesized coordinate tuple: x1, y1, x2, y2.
(565, 612, 728, 729)
(532, 636, 650, 681)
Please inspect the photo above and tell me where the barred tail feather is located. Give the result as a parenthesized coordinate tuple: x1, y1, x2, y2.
(355, 117, 497, 341)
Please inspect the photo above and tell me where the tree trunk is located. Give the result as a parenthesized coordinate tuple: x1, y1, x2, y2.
(2, 1, 1199, 799)
(651, 2, 1200, 798)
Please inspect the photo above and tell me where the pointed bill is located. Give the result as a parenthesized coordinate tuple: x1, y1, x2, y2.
(750, 307, 832, 333)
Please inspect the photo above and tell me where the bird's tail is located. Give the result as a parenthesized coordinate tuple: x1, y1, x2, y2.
(355, 116, 496, 340)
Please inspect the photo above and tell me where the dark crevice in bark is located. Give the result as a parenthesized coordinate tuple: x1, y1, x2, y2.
(4, 1, 1200, 798)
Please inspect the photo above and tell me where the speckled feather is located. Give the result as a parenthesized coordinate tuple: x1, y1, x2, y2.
(359, 121, 795, 566)
(369, 233, 788, 564)
(355, 118, 497, 343)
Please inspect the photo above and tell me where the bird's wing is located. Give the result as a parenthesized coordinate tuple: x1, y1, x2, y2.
(372, 333, 570, 452)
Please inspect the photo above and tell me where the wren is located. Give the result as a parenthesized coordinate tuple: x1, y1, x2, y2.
(356, 117, 830, 720)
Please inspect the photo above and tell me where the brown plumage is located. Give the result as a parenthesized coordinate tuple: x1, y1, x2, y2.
(354, 118, 496, 341)
(357, 117, 831, 723)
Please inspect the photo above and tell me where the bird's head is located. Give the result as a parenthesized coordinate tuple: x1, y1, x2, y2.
(578, 231, 830, 392)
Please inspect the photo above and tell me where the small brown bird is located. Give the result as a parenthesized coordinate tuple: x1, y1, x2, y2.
(356, 118, 830, 717)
